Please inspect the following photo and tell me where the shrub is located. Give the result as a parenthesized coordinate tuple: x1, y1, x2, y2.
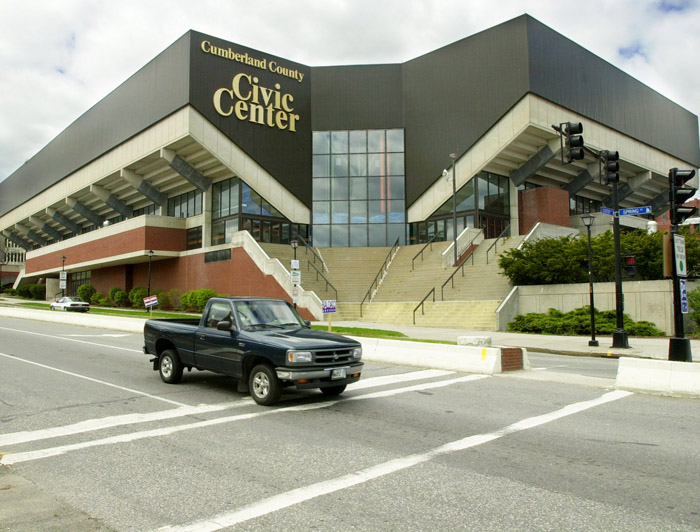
(112, 289, 129, 307)
(109, 286, 123, 302)
(193, 288, 218, 312)
(507, 306, 663, 337)
(29, 283, 46, 300)
(77, 283, 96, 303)
(91, 291, 105, 304)
(17, 285, 33, 298)
(167, 289, 182, 310)
(156, 290, 171, 310)
(128, 286, 149, 308)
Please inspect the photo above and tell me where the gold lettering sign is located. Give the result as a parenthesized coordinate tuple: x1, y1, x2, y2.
(201, 40, 305, 83)
(213, 73, 300, 132)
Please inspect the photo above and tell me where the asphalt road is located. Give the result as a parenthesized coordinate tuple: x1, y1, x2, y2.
(1, 316, 699, 531)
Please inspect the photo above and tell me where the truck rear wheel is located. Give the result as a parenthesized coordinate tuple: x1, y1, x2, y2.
(159, 349, 183, 384)
(249, 364, 281, 406)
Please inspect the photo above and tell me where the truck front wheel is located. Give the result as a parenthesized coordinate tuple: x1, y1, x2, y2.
(159, 349, 183, 384)
(249, 364, 281, 406)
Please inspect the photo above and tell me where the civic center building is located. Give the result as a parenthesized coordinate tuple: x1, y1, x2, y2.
(1, 15, 698, 326)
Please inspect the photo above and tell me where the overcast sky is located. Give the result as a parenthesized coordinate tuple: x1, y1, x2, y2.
(1, 0, 699, 182)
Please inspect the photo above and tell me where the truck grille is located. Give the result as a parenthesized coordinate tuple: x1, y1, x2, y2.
(314, 349, 354, 365)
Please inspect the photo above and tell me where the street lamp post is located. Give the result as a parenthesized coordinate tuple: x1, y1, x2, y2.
(290, 239, 299, 309)
(581, 213, 599, 347)
(450, 153, 458, 266)
(147, 250, 154, 297)
(61, 255, 66, 297)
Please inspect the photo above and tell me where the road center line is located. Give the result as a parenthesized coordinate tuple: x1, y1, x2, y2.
(0, 370, 453, 447)
(1, 375, 488, 465)
(0, 351, 187, 407)
(154, 390, 634, 532)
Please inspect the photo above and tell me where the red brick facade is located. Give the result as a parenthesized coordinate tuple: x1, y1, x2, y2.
(518, 187, 571, 235)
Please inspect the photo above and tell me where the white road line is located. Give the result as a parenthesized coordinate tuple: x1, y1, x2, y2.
(154, 390, 634, 532)
(0, 325, 142, 353)
(1, 375, 488, 465)
(0, 370, 451, 447)
(0, 352, 187, 407)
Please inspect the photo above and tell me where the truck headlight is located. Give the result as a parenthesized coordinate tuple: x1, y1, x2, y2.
(287, 350, 313, 364)
(352, 347, 362, 360)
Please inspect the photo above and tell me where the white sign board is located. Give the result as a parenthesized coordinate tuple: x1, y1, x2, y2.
(291, 259, 300, 270)
(291, 270, 301, 285)
(144, 295, 158, 308)
(59, 271, 67, 280)
(59, 280, 67, 289)
(674, 234, 687, 277)
(322, 300, 337, 313)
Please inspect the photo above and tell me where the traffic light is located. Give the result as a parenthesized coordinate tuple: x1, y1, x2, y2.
(601, 150, 620, 185)
(563, 122, 584, 163)
(669, 167, 698, 226)
(623, 255, 637, 277)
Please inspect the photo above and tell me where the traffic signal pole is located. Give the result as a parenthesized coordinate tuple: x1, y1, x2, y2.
(611, 180, 629, 348)
(668, 223, 691, 361)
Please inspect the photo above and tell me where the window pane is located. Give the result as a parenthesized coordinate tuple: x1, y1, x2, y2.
(211, 220, 225, 246)
(368, 176, 383, 200)
(349, 154, 367, 176)
(350, 201, 367, 223)
(313, 202, 330, 224)
(387, 153, 404, 176)
(456, 179, 475, 212)
(225, 218, 238, 241)
(331, 131, 348, 153)
(313, 131, 330, 154)
(388, 200, 405, 223)
(230, 181, 239, 215)
(368, 153, 383, 176)
(386, 129, 404, 152)
(221, 181, 230, 217)
(331, 177, 348, 200)
(350, 177, 367, 200)
(313, 225, 330, 247)
(388, 175, 405, 199)
(350, 224, 368, 246)
(369, 224, 386, 246)
(313, 178, 330, 200)
(349, 130, 367, 153)
(368, 200, 385, 223)
(242, 185, 262, 214)
(313, 155, 330, 177)
(331, 154, 349, 177)
(331, 201, 349, 223)
(331, 224, 349, 247)
(212, 182, 221, 218)
(368, 130, 384, 152)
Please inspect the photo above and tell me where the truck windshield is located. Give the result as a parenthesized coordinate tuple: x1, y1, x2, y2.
(234, 300, 303, 330)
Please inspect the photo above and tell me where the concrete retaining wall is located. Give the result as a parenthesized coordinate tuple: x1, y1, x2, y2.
(616, 357, 700, 397)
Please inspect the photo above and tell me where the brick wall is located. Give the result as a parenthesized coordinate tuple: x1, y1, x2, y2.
(519, 187, 571, 235)
(500, 347, 523, 371)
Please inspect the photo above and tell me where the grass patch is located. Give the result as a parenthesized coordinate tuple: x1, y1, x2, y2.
(312, 325, 455, 345)
(16, 301, 199, 320)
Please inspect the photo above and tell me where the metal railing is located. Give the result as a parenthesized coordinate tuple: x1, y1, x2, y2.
(411, 231, 444, 270)
(360, 237, 400, 317)
(485, 224, 511, 264)
(440, 231, 484, 300)
(413, 288, 435, 324)
(297, 235, 326, 270)
(307, 260, 338, 300)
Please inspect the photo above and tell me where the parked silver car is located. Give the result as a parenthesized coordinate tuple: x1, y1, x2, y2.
(50, 297, 90, 312)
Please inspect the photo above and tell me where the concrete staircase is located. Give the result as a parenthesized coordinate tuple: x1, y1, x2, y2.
(263, 235, 524, 330)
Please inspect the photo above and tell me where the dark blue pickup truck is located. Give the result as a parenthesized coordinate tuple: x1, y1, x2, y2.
(143, 297, 363, 405)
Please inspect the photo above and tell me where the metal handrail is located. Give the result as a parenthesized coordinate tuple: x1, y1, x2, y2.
(296, 234, 325, 269)
(307, 260, 338, 300)
(360, 237, 400, 317)
(411, 231, 444, 270)
(440, 231, 483, 300)
(485, 224, 511, 264)
(413, 287, 435, 324)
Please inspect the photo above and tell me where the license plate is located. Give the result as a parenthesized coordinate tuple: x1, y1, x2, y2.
(331, 368, 347, 380)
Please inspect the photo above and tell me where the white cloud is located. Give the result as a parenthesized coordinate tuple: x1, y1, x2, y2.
(0, 0, 698, 180)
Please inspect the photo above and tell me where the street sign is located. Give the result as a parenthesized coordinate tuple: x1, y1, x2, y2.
(291, 270, 301, 285)
(600, 207, 615, 216)
(322, 300, 337, 313)
(59, 271, 67, 280)
(291, 259, 299, 270)
(144, 295, 158, 308)
(674, 234, 687, 277)
(681, 279, 688, 314)
(619, 206, 652, 216)
(59, 280, 67, 289)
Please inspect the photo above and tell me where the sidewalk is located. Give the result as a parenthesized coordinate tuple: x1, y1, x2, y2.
(314, 320, 698, 362)
(0, 296, 695, 362)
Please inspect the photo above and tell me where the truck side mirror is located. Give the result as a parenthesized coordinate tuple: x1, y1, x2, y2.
(303, 320, 311, 328)
(216, 320, 237, 333)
